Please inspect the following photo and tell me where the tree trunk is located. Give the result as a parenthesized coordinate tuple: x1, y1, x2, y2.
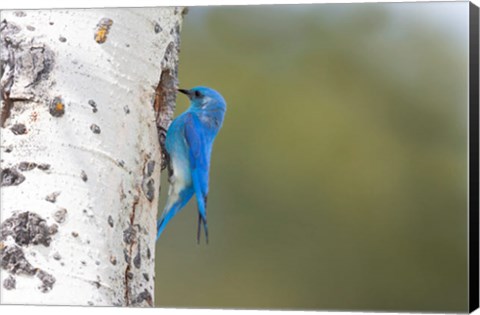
(0, 7, 183, 306)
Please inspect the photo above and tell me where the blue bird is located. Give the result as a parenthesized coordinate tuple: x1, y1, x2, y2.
(156, 86, 226, 243)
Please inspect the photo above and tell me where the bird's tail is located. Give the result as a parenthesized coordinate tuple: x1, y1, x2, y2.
(196, 213, 209, 244)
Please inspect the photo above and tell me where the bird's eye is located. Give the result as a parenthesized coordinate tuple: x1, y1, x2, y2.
(194, 90, 202, 98)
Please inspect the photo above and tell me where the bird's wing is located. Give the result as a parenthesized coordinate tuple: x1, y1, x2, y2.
(184, 113, 210, 243)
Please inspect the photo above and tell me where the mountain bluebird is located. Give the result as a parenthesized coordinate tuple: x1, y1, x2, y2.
(156, 86, 226, 243)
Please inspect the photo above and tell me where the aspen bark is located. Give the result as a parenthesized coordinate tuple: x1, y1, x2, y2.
(0, 7, 184, 306)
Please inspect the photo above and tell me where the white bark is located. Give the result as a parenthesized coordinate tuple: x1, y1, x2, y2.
(0, 7, 184, 306)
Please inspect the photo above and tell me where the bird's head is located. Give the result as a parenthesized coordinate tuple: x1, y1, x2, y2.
(178, 86, 226, 112)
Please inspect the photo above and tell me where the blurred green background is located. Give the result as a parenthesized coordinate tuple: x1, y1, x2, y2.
(155, 2, 469, 312)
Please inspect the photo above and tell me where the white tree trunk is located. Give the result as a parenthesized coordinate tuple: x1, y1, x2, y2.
(0, 7, 184, 306)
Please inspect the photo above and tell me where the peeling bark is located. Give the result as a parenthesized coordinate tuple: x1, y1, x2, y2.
(0, 8, 183, 306)
(154, 22, 183, 171)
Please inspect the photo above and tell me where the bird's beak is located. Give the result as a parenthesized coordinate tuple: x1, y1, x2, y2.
(177, 89, 191, 99)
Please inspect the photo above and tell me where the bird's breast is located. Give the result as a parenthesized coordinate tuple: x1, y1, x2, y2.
(170, 149, 192, 187)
